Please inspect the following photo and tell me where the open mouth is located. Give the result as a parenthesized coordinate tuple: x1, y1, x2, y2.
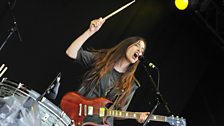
(133, 52, 139, 60)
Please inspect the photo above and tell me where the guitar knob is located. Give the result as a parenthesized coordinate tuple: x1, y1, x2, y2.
(69, 120, 75, 126)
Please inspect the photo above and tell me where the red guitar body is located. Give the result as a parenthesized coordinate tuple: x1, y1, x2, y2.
(60, 92, 112, 126)
(60, 92, 187, 126)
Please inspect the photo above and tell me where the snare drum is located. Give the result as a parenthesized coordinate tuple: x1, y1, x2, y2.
(0, 78, 74, 126)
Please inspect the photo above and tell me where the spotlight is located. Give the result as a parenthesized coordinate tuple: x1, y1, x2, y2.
(175, 0, 189, 10)
(175, 0, 208, 11)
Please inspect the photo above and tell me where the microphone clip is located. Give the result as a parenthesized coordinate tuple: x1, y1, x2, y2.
(36, 72, 61, 102)
(139, 56, 157, 69)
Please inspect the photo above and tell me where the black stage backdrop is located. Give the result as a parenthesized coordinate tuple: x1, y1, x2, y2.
(1, 0, 224, 126)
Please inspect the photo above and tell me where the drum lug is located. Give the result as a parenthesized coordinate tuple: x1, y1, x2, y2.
(1, 77, 7, 82)
(42, 113, 49, 122)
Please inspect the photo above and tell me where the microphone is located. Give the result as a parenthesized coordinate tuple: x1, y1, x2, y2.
(46, 73, 61, 99)
(37, 72, 61, 102)
(138, 55, 157, 69)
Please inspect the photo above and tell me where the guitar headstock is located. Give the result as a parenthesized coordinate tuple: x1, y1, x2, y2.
(166, 115, 186, 126)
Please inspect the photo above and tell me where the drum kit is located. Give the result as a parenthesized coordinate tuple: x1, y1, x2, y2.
(0, 64, 75, 126)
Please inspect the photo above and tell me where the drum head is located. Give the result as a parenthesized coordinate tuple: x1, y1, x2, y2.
(0, 78, 74, 126)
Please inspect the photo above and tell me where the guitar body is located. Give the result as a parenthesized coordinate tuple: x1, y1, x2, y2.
(60, 92, 187, 126)
(60, 92, 112, 126)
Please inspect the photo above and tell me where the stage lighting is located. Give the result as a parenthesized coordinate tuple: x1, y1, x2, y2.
(175, 0, 189, 10)
(175, 0, 208, 11)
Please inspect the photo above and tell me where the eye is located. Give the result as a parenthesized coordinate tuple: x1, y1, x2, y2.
(135, 43, 140, 47)
(135, 43, 145, 52)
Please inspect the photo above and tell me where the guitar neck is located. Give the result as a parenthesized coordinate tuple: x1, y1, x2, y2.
(106, 109, 166, 122)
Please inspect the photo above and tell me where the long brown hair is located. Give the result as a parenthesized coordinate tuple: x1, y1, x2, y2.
(83, 36, 146, 108)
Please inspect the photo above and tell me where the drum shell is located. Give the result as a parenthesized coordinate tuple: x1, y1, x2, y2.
(0, 79, 73, 126)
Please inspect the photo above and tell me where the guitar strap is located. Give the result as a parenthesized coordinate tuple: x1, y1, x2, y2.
(109, 91, 126, 110)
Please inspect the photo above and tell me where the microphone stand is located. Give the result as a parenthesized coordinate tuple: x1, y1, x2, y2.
(36, 72, 61, 102)
(9, 0, 22, 42)
(0, 23, 16, 51)
(0, 0, 22, 52)
(141, 62, 171, 126)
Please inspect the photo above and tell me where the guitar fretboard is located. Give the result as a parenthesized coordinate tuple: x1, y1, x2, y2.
(106, 109, 166, 122)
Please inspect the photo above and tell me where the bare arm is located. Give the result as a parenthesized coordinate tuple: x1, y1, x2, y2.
(66, 17, 105, 59)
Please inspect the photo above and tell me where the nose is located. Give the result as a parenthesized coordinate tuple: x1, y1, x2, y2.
(137, 48, 143, 55)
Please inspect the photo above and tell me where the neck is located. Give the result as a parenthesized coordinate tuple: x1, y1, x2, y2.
(114, 58, 130, 73)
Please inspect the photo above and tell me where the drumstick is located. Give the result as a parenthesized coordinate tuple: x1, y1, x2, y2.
(0, 66, 8, 78)
(0, 64, 5, 72)
(103, 0, 135, 20)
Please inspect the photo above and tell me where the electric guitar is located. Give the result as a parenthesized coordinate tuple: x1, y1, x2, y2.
(60, 92, 186, 126)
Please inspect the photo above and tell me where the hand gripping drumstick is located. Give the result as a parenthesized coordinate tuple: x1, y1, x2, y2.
(103, 0, 135, 20)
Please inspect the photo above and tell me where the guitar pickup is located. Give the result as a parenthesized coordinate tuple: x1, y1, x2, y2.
(78, 104, 82, 116)
(88, 106, 93, 116)
(99, 108, 105, 117)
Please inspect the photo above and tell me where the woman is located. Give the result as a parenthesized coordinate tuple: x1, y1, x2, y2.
(66, 17, 149, 126)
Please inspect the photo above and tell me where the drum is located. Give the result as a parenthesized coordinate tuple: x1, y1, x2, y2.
(0, 78, 74, 126)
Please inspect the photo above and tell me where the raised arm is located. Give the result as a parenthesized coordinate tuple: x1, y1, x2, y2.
(66, 17, 105, 59)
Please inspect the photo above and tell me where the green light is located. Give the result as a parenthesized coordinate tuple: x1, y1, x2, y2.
(175, 0, 189, 10)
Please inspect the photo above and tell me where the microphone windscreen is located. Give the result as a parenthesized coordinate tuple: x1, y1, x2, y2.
(47, 92, 57, 99)
(138, 55, 145, 62)
(47, 82, 60, 99)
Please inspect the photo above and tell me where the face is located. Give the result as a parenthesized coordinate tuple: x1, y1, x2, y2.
(125, 40, 146, 64)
